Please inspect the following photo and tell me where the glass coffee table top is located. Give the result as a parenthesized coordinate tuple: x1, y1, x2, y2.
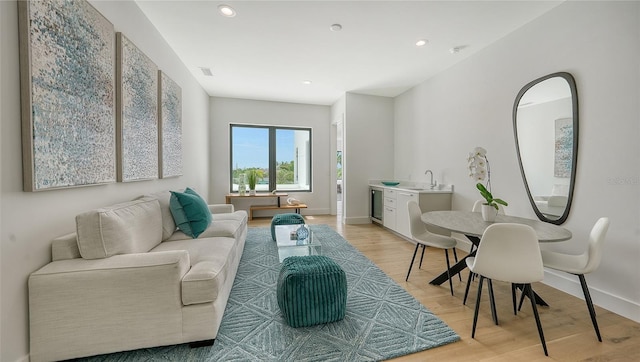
(274, 224, 321, 262)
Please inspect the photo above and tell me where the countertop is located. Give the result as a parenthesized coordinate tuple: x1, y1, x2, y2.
(369, 180, 453, 194)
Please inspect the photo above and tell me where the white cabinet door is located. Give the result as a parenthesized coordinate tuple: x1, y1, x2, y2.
(383, 189, 397, 230)
(383, 206, 396, 230)
(396, 191, 418, 238)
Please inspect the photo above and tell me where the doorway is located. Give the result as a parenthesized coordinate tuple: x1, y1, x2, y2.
(331, 118, 345, 222)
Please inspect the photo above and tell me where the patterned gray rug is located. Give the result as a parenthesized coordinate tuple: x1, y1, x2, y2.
(75, 225, 459, 361)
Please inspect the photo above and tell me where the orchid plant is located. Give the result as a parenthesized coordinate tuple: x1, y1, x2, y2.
(468, 147, 508, 210)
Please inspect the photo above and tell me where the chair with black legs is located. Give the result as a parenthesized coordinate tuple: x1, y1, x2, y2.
(541, 217, 610, 342)
(405, 200, 459, 295)
(462, 200, 506, 305)
(466, 223, 549, 356)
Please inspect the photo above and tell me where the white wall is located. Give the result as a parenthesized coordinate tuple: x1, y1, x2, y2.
(344, 93, 394, 224)
(209, 97, 332, 216)
(0, 1, 211, 361)
(394, 1, 640, 322)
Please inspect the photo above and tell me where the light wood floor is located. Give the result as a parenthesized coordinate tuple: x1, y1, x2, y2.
(250, 214, 640, 361)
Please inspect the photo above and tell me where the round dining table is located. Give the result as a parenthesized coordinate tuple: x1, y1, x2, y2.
(421, 210, 572, 306)
(422, 211, 572, 242)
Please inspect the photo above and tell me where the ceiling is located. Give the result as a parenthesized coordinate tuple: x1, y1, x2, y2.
(136, 1, 563, 106)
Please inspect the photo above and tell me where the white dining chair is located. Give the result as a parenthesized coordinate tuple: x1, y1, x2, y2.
(406, 200, 459, 296)
(540, 217, 610, 342)
(467, 223, 548, 356)
(462, 200, 507, 305)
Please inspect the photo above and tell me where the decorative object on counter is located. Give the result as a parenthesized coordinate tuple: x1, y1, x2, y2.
(381, 181, 400, 186)
(287, 197, 301, 205)
(468, 147, 508, 222)
(247, 169, 258, 195)
(295, 224, 309, 241)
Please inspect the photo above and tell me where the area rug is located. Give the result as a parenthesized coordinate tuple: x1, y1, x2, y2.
(76, 225, 459, 361)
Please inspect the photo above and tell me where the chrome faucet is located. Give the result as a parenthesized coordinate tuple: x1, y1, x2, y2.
(424, 169, 437, 189)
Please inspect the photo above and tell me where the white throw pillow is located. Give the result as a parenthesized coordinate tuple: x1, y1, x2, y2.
(76, 197, 163, 259)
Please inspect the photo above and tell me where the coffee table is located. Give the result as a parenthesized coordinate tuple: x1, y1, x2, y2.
(274, 224, 321, 262)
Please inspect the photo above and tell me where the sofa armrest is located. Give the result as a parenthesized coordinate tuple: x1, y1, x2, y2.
(29, 251, 190, 362)
(52, 232, 81, 261)
(209, 204, 234, 214)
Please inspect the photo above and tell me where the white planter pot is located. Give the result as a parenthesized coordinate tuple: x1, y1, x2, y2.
(481, 204, 498, 222)
(249, 189, 256, 196)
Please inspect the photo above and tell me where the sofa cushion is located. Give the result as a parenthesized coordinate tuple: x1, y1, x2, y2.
(166, 220, 243, 242)
(138, 190, 177, 241)
(169, 188, 212, 238)
(150, 236, 238, 305)
(76, 198, 163, 259)
(213, 210, 248, 224)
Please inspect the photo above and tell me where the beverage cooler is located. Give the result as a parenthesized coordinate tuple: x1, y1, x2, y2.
(370, 187, 383, 224)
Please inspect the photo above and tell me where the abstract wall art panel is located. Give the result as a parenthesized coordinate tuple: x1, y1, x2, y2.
(116, 33, 159, 182)
(554, 117, 573, 178)
(158, 71, 183, 178)
(18, 0, 116, 191)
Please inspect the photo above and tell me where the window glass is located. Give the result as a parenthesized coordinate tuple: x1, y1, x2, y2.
(230, 125, 311, 192)
(231, 126, 269, 192)
(276, 128, 310, 191)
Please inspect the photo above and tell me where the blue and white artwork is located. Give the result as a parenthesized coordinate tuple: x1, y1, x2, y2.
(159, 71, 183, 178)
(554, 117, 573, 178)
(19, 0, 116, 191)
(117, 33, 158, 182)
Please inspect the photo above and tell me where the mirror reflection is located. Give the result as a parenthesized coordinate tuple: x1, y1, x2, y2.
(513, 72, 578, 224)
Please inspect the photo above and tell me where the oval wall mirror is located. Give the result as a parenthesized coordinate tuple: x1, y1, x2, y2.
(513, 72, 578, 225)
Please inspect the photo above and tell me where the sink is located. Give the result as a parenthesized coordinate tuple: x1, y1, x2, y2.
(404, 187, 426, 191)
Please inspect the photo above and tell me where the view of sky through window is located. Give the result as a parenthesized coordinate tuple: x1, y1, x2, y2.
(232, 127, 295, 168)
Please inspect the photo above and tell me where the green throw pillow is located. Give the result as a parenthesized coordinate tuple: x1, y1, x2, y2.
(169, 188, 212, 238)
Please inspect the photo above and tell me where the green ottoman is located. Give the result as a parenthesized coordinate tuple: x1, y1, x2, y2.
(271, 213, 305, 241)
(277, 256, 347, 328)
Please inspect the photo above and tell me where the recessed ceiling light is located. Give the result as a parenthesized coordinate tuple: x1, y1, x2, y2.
(330, 24, 342, 32)
(218, 4, 236, 17)
(415, 39, 428, 47)
(302, 80, 313, 85)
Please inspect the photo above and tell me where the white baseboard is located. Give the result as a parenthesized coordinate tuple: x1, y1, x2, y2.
(543, 269, 640, 323)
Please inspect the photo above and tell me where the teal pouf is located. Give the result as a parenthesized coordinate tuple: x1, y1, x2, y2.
(270, 213, 305, 241)
(277, 256, 347, 328)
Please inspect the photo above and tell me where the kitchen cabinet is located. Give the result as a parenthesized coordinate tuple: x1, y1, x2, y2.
(396, 191, 452, 238)
(369, 184, 453, 239)
(383, 188, 397, 230)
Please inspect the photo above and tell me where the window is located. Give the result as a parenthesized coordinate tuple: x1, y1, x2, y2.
(230, 124, 312, 192)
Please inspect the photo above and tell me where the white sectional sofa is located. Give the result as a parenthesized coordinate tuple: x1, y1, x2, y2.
(28, 190, 248, 362)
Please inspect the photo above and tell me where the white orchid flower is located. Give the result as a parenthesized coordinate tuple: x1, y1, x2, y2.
(473, 147, 487, 156)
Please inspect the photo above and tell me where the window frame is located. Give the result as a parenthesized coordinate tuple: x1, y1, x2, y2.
(229, 124, 312, 193)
